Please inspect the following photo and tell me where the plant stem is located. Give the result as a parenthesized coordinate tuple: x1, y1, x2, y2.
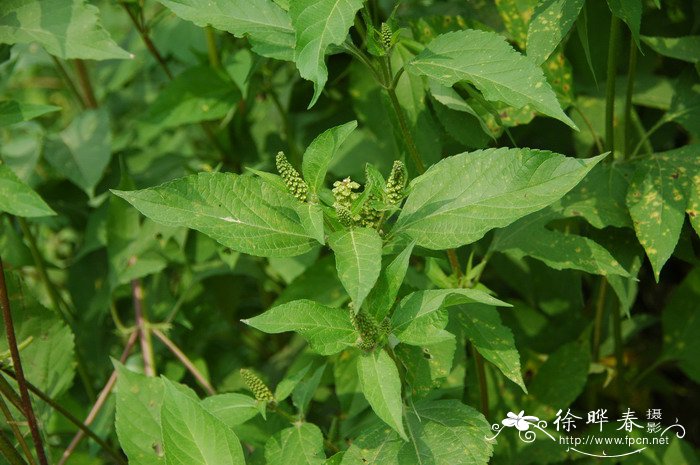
(572, 104, 604, 154)
(50, 56, 87, 109)
(474, 349, 489, 418)
(205, 26, 221, 69)
(605, 15, 621, 153)
(121, 3, 173, 80)
(592, 277, 607, 362)
(386, 87, 425, 174)
(612, 302, 625, 402)
(73, 60, 97, 109)
(630, 116, 667, 158)
(0, 430, 28, 465)
(0, 257, 49, 465)
(57, 330, 138, 465)
(0, 392, 36, 465)
(623, 41, 638, 158)
(1, 369, 127, 465)
(152, 329, 216, 396)
(131, 273, 156, 377)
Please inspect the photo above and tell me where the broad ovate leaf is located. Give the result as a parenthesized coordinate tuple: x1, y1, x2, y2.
(243, 299, 355, 355)
(407, 30, 577, 129)
(364, 241, 415, 321)
(113, 173, 319, 258)
(527, 0, 585, 65)
(392, 148, 605, 250)
(156, 0, 295, 60)
(0, 101, 60, 127)
(357, 349, 407, 441)
(161, 378, 245, 465)
(328, 228, 382, 310)
(0, 0, 131, 60)
(302, 120, 358, 195)
(0, 164, 55, 217)
(642, 36, 700, 63)
(265, 423, 326, 465)
(290, 0, 365, 107)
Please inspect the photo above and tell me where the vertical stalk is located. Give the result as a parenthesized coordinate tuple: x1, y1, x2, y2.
(205, 26, 221, 69)
(592, 277, 607, 362)
(0, 392, 36, 465)
(623, 41, 638, 158)
(474, 351, 489, 418)
(385, 87, 425, 174)
(152, 329, 216, 395)
(73, 60, 97, 109)
(0, 430, 28, 465)
(605, 16, 622, 153)
(0, 258, 49, 465)
(50, 56, 87, 109)
(612, 303, 625, 402)
(131, 273, 156, 377)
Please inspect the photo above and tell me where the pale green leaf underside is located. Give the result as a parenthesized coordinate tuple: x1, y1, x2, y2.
(302, 120, 357, 195)
(243, 299, 355, 355)
(0, 101, 60, 127)
(329, 228, 382, 310)
(393, 148, 605, 250)
(290, 0, 365, 107)
(407, 30, 577, 129)
(161, 379, 245, 465)
(202, 393, 259, 427)
(0, 0, 131, 60)
(156, 0, 295, 60)
(342, 400, 493, 465)
(113, 173, 318, 258)
(0, 164, 55, 217)
(642, 35, 700, 63)
(527, 0, 585, 65)
(265, 423, 326, 465)
(357, 349, 407, 441)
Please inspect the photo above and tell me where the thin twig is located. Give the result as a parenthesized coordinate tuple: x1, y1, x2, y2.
(0, 257, 49, 465)
(50, 56, 87, 109)
(0, 391, 36, 465)
(622, 41, 638, 158)
(0, 430, 28, 465)
(57, 331, 138, 465)
(131, 270, 156, 377)
(73, 60, 97, 108)
(152, 329, 216, 396)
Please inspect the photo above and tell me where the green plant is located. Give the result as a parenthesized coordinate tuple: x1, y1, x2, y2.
(0, 0, 699, 464)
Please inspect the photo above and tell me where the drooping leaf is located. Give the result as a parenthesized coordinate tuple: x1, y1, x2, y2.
(0, 164, 55, 217)
(328, 228, 382, 311)
(45, 108, 112, 197)
(0, 0, 131, 60)
(342, 399, 493, 465)
(243, 299, 355, 355)
(392, 148, 605, 250)
(364, 241, 415, 321)
(395, 338, 457, 398)
(161, 378, 245, 465)
(607, 0, 642, 47)
(626, 145, 700, 281)
(527, 0, 585, 64)
(0, 101, 60, 127)
(302, 121, 358, 196)
(456, 304, 527, 392)
(641, 36, 700, 63)
(113, 173, 319, 258)
(156, 0, 295, 60)
(356, 349, 407, 441)
(145, 67, 241, 128)
(265, 423, 326, 465)
(391, 289, 510, 346)
(491, 208, 632, 277)
(290, 0, 365, 107)
(202, 393, 259, 427)
(662, 268, 700, 383)
(407, 30, 577, 129)
(114, 363, 165, 465)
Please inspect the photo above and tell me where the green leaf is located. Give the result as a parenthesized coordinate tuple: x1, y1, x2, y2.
(393, 148, 605, 250)
(364, 241, 415, 321)
(114, 363, 165, 465)
(161, 378, 245, 465)
(328, 228, 382, 310)
(0, 0, 131, 60)
(607, 0, 641, 47)
(156, 0, 295, 60)
(113, 173, 319, 258)
(527, 0, 585, 64)
(145, 67, 241, 128)
(202, 393, 259, 427)
(0, 101, 60, 127)
(626, 146, 700, 281)
(642, 36, 700, 63)
(662, 268, 700, 383)
(265, 423, 326, 465)
(0, 164, 55, 217)
(456, 304, 526, 392)
(491, 208, 632, 277)
(243, 299, 355, 355)
(495, 0, 537, 49)
(391, 289, 510, 346)
(290, 0, 365, 107)
(45, 108, 112, 197)
(407, 30, 577, 129)
(302, 121, 358, 196)
(356, 349, 407, 441)
(395, 338, 457, 398)
(342, 399, 493, 465)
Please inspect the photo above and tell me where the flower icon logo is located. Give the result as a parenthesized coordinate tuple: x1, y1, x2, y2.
(502, 411, 540, 431)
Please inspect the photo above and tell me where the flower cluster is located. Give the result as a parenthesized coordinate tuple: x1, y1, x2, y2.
(276, 152, 308, 202)
(380, 22, 393, 49)
(240, 368, 274, 402)
(385, 160, 407, 205)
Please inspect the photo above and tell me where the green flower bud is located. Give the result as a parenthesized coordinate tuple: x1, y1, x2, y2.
(240, 368, 274, 402)
(351, 309, 380, 350)
(276, 152, 308, 202)
(335, 205, 355, 228)
(385, 160, 408, 205)
(380, 22, 393, 49)
(332, 177, 361, 210)
(359, 201, 382, 228)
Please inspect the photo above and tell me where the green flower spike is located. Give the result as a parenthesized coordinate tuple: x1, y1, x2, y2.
(380, 22, 393, 49)
(276, 151, 308, 202)
(385, 160, 408, 205)
(240, 368, 275, 402)
(351, 307, 380, 350)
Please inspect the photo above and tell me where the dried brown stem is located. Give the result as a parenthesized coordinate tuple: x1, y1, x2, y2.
(152, 329, 216, 396)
